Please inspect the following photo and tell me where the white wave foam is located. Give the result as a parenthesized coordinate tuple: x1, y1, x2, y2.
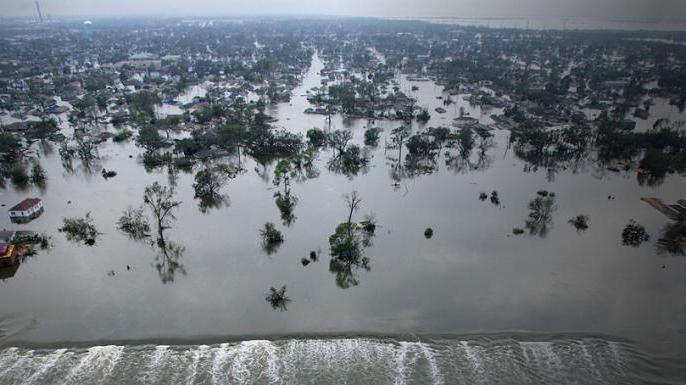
(186, 344, 210, 385)
(0, 349, 35, 380)
(419, 342, 443, 385)
(62, 345, 124, 385)
(142, 345, 169, 384)
(24, 348, 68, 385)
(0, 338, 641, 385)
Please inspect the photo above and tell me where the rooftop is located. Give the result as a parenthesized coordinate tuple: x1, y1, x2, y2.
(8, 198, 42, 212)
(0, 243, 11, 257)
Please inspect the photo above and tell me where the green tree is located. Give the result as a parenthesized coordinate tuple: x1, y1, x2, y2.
(0, 133, 20, 160)
(260, 222, 284, 254)
(137, 126, 164, 152)
(391, 126, 410, 161)
(306, 128, 327, 147)
(329, 130, 352, 156)
(30, 162, 46, 185)
(117, 206, 151, 239)
(265, 286, 290, 311)
(60, 213, 99, 245)
(9, 163, 29, 186)
(193, 167, 230, 200)
(364, 128, 379, 146)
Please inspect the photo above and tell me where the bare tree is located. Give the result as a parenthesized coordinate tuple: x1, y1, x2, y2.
(143, 181, 181, 243)
(344, 190, 362, 228)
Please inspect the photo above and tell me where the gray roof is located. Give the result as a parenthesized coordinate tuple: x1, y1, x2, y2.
(0, 231, 15, 242)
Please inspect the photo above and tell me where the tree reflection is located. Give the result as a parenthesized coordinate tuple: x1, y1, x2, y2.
(273, 160, 297, 226)
(274, 191, 297, 226)
(193, 164, 235, 213)
(154, 237, 187, 284)
(198, 194, 230, 214)
(58, 137, 101, 175)
(118, 182, 188, 284)
(636, 149, 669, 187)
(653, 199, 686, 256)
(388, 127, 496, 181)
(270, 151, 319, 225)
(327, 144, 370, 179)
(260, 222, 284, 255)
(289, 148, 320, 183)
(657, 221, 686, 255)
(507, 117, 686, 187)
(392, 156, 437, 181)
(329, 255, 369, 289)
(446, 137, 494, 174)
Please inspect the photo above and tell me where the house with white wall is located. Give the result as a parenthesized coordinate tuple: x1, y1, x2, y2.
(8, 198, 44, 223)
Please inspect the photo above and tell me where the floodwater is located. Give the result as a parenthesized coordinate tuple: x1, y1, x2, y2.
(1, 53, 686, 384)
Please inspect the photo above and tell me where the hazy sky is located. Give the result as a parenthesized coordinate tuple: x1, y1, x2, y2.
(3, 0, 686, 19)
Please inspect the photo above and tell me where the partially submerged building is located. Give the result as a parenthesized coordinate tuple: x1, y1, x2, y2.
(0, 243, 16, 267)
(8, 198, 44, 223)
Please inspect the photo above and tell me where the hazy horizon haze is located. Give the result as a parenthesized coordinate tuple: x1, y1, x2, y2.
(2, 0, 686, 20)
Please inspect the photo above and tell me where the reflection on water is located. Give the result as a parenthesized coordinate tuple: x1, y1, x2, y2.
(154, 238, 187, 285)
(273, 191, 297, 227)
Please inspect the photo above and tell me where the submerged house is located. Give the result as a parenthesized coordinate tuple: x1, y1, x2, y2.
(8, 198, 44, 223)
(0, 243, 16, 267)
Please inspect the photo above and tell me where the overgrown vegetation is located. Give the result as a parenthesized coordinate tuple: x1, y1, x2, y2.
(260, 222, 284, 254)
(59, 213, 100, 245)
(328, 191, 376, 288)
(524, 190, 557, 237)
(364, 128, 380, 146)
(621, 220, 650, 247)
(117, 206, 151, 239)
(569, 215, 589, 232)
(265, 285, 290, 311)
(424, 228, 434, 239)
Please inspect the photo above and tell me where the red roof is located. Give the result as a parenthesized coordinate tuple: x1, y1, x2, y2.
(9, 198, 41, 212)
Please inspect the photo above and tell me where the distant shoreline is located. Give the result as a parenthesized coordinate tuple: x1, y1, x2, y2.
(393, 16, 686, 32)
(0, 14, 685, 32)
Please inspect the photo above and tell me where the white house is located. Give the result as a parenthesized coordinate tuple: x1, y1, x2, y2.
(8, 198, 43, 223)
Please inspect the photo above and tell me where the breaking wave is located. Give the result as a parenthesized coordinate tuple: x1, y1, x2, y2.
(0, 335, 681, 384)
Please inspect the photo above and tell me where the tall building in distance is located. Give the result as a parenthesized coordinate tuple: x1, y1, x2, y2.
(35, 1, 43, 22)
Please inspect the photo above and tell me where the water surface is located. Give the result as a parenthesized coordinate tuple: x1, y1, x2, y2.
(1, 53, 685, 382)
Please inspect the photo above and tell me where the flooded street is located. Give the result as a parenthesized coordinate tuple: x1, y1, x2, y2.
(1, 51, 686, 383)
